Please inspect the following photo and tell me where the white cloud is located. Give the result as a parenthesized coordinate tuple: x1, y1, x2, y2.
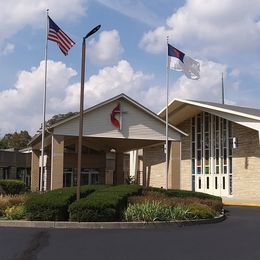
(59, 60, 153, 110)
(88, 30, 124, 65)
(0, 60, 77, 134)
(2, 57, 258, 136)
(133, 61, 231, 114)
(0, 0, 86, 51)
(141, 60, 247, 112)
(140, 0, 260, 55)
(0, 59, 153, 135)
(169, 60, 228, 102)
(1, 42, 15, 55)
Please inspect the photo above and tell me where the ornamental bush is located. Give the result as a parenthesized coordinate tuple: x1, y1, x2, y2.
(124, 201, 174, 222)
(4, 205, 26, 220)
(0, 180, 26, 195)
(0, 194, 28, 216)
(124, 202, 216, 222)
(145, 187, 222, 201)
(187, 203, 216, 219)
(129, 191, 223, 214)
(24, 185, 106, 221)
(69, 185, 142, 222)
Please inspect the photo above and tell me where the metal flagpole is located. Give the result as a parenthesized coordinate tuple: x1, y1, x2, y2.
(221, 72, 225, 104)
(40, 9, 49, 192)
(165, 36, 169, 190)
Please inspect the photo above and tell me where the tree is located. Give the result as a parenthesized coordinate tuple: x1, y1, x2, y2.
(0, 130, 32, 150)
(37, 112, 78, 134)
(0, 138, 8, 149)
(46, 112, 78, 128)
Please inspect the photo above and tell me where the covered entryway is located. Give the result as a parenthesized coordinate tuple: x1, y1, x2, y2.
(30, 94, 186, 191)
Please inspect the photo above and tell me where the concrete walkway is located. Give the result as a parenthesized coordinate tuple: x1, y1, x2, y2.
(223, 197, 260, 207)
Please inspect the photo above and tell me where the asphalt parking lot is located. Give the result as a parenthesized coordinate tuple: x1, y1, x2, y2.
(1, 206, 260, 260)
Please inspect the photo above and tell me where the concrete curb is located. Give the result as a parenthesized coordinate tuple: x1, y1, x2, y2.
(0, 214, 225, 229)
(224, 202, 260, 207)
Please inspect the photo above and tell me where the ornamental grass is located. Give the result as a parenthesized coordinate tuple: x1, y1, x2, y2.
(0, 194, 28, 218)
(125, 190, 222, 222)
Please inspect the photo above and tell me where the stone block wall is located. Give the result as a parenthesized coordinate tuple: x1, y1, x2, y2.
(232, 123, 260, 199)
(177, 119, 192, 191)
(143, 144, 166, 188)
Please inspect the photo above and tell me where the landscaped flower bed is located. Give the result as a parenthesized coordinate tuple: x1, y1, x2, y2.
(124, 189, 223, 222)
(0, 184, 223, 222)
(0, 194, 28, 220)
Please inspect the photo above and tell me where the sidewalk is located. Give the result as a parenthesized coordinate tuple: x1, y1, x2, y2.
(223, 197, 260, 207)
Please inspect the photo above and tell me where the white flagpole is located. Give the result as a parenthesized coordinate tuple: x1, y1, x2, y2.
(221, 72, 225, 104)
(40, 9, 49, 192)
(165, 36, 169, 190)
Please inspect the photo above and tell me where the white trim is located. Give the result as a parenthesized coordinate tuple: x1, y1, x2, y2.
(160, 98, 260, 121)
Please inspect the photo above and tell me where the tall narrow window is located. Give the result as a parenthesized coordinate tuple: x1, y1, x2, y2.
(191, 113, 233, 196)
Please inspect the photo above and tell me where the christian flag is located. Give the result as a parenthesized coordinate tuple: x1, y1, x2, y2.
(48, 16, 75, 56)
(168, 44, 200, 80)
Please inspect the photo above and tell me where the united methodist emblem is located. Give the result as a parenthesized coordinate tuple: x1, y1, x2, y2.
(110, 103, 127, 130)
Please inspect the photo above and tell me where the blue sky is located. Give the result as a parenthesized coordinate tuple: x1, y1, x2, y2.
(1, 0, 260, 135)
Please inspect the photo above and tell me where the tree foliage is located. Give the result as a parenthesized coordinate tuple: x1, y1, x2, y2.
(0, 131, 31, 150)
(46, 112, 78, 128)
(37, 112, 78, 134)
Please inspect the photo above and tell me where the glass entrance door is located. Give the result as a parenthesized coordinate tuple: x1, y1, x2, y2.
(191, 113, 232, 197)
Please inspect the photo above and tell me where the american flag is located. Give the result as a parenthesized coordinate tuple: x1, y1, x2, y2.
(48, 16, 75, 56)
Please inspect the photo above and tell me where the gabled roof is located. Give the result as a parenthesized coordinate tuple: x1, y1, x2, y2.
(159, 98, 260, 132)
(31, 93, 187, 145)
(185, 100, 260, 119)
(50, 93, 186, 135)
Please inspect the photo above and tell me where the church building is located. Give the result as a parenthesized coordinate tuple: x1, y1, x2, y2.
(30, 94, 260, 202)
(29, 94, 184, 191)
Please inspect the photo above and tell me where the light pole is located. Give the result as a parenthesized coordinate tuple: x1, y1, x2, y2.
(77, 25, 101, 201)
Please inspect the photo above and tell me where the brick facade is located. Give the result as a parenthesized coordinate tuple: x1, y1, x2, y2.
(142, 114, 260, 201)
(143, 144, 166, 188)
(177, 119, 192, 191)
(177, 117, 260, 200)
(232, 123, 260, 199)
(142, 141, 181, 189)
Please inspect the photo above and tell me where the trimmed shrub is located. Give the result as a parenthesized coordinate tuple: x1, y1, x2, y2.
(187, 203, 216, 219)
(24, 185, 106, 221)
(145, 187, 222, 201)
(128, 191, 223, 214)
(0, 180, 26, 195)
(69, 185, 142, 222)
(126, 189, 222, 221)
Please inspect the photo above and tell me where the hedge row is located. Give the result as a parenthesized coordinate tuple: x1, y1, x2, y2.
(0, 180, 26, 195)
(146, 187, 222, 201)
(24, 185, 107, 221)
(69, 185, 143, 222)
